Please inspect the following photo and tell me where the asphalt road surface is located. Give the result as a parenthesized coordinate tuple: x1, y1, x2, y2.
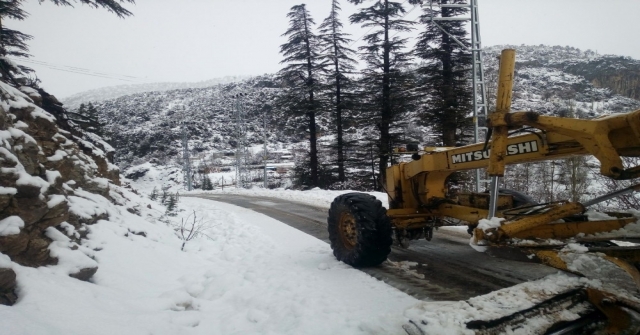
(189, 193, 557, 301)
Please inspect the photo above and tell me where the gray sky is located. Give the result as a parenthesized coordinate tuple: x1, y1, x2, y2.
(8, 0, 640, 99)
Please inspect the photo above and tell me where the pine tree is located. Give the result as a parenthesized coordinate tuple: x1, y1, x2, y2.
(149, 187, 158, 200)
(69, 102, 102, 134)
(0, 2, 30, 57)
(0, 1, 33, 81)
(161, 187, 169, 204)
(50, 0, 133, 17)
(277, 4, 324, 188)
(165, 194, 177, 216)
(1, 0, 133, 85)
(85, 102, 102, 134)
(415, 0, 473, 146)
(0, 1, 132, 56)
(78, 103, 88, 115)
(348, 0, 418, 188)
(318, 0, 357, 184)
(202, 175, 213, 190)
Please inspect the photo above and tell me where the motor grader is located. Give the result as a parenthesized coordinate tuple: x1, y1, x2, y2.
(327, 49, 640, 334)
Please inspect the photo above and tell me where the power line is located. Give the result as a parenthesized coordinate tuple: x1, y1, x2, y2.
(8, 57, 151, 83)
(15, 57, 146, 80)
(390, 3, 421, 39)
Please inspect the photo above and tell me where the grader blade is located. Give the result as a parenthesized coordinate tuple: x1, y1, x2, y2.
(465, 288, 595, 335)
(486, 246, 640, 294)
(464, 288, 640, 335)
(403, 283, 640, 335)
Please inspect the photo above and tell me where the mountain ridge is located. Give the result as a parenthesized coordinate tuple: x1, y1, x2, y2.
(62, 75, 253, 109)
(80, 45, 640, 170)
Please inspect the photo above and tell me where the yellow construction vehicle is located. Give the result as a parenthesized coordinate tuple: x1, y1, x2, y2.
(327, 49, 640, 333)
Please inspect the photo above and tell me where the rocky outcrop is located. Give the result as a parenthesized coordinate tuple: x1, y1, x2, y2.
(0, 267, 17, 306)
(592, 72, 640, 101)
(0, 77, 120, 304)
(561, 56, 640, 100)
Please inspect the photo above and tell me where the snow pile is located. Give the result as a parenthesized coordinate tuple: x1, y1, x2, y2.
(0, 216, 24, 236)
(476, 217, 504, 231)
(587, 208, 640, 239)
(45, 226, 99, 278)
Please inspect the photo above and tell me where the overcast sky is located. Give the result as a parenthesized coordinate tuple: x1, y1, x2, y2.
(8, 0, 640, 99)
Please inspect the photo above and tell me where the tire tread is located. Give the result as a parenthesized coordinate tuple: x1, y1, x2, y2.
(327, 192, 392, 267)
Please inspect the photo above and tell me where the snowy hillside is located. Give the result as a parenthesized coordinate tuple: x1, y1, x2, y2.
(62, 75, 251, 110)
(484, 45, 640, 116)
(94, 75, 320, 169)
(71, 45, 640, 173)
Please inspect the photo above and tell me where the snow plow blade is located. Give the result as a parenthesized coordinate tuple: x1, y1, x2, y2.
(484, 244, 640, 294)
(468, 207, 640, 333)
(403, 282, 640, 335)
(466, 289, 640, 335)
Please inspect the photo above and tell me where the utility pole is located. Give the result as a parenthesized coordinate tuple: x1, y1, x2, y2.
(263, 111, 268, 188)
(181, 106, 192, 191)
(232, 93, 247, 189)
(235, 96, 242, 189)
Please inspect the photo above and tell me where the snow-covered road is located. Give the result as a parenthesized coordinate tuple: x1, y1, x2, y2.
(191, 193, 558, 301)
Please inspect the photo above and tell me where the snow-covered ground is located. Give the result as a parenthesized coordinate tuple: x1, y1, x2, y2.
(1, 186, 419, 334)
(4, 165, 640, 334)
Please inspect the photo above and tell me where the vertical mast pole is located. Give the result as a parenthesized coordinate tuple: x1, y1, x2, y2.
(470, 0, 489, 192)
(235, 98, 242, 189)
(263, 112, 268, 188)
(487, 49, 516, 218)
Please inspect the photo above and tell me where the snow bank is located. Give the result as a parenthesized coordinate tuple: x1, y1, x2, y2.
(193, 187, 390, 210)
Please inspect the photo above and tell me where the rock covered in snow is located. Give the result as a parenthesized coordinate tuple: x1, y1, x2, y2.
(0, 75, 123, 304)
(0, 266, 16, 306)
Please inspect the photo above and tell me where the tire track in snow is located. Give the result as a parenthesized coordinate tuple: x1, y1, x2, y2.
(189, 194, 556, 301)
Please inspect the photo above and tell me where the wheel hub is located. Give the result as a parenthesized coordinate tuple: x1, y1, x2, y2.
(339, 212, 357, 248)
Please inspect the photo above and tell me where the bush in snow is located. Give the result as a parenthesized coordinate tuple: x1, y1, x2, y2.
(173, 211, 215, 251)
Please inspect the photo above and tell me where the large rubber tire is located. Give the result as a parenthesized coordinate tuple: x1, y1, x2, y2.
(327, 193, 393, 267)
